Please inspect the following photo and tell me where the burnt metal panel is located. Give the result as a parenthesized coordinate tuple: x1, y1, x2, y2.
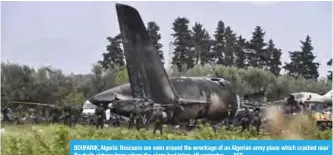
(116, 5, 151, 100)
(115, 4, 179, 104)
(90, 77, 240, 120)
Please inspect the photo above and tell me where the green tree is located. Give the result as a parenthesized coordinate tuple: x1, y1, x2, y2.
(61, 91, 86, 107)
(191, 22, 212, 65)
(234, 35, 247, 68)
(1, 62, 331, 106)
(266, 39, 282, 76)
(34, 67, 70, 104)
(248, 26, 267, 68)
(70, 73, 95, 98)
(90, 64, 107, 94)
(147, 21, 164, 64)
(224, 26, 237, 66)
(171, 17, 193, 71)
(1, 62, 113, 106)
(180, 64, 331, 101)
(98, 34, 125, 70)
(1, 63, 36, 103)
(212, 21, 226, 65)
(284, 35, 319, 80)
(113, 66, 129, 85)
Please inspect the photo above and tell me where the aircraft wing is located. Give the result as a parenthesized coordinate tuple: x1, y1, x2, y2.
(115, 4, 179, 104)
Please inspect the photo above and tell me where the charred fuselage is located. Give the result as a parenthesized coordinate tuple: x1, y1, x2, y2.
(87, 4, 241, 124)
(89, 77, 240, 122)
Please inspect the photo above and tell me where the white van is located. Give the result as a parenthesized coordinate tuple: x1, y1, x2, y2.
(82, 100, 97, 116)
(81, 100, 111, 121)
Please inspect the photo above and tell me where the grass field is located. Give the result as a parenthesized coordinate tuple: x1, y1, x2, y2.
(1, 122, 332, 155)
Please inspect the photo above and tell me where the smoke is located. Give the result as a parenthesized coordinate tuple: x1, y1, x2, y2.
(210, 93, 227, 111)
(263, 105, 316, 140)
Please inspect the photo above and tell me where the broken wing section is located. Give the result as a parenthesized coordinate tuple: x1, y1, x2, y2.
(115, 4, 179, 104)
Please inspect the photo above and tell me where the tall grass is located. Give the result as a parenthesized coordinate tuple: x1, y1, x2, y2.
(1, 122, 331, 155)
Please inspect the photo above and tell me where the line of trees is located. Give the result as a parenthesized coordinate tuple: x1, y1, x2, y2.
(1, 18, 332, 106)
(99, 19, 332, 81)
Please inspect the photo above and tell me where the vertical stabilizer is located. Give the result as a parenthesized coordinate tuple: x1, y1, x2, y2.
(116, 4, 179, 104)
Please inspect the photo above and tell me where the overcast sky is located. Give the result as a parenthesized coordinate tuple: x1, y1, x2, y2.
(1, 1, 332, 77)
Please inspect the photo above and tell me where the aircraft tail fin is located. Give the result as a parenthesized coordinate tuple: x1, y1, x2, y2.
(115, 4, 179, 104)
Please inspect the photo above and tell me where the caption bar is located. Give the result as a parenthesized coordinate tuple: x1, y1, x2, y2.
(70, 140, 332, 155)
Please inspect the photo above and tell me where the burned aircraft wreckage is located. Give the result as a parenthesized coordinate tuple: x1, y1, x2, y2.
(89, 4, 241, 126)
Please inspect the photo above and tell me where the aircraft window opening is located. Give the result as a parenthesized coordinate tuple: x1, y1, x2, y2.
(206, 78, 227, 87)
(210, 78, 221, 81)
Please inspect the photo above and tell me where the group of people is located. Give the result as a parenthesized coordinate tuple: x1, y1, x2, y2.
(0, 101, 276, 135)
(123, 103, 265, 135)
(60, 103, 110, 129)
(1, 104, 82, 125)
